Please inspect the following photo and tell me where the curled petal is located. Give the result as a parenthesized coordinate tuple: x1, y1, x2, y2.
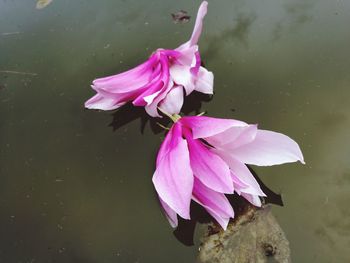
(194, 67, 214, 94)
(132, 80, 164, 106)
(133, 55, 170, 107)
(192, 178, 234, 230)
(144, 61, 173, 117)
(175, 45, 198, 66)
(158, 86, 184, 115)
(178, 1, 208, 49)
(190, 51, 201, 75)
(145, 79, 174, 117)
(169, 64, 195, 95)
(152, 124, 193, 219)
(230, 130, 305, 166)
(189, 1, 208, 46)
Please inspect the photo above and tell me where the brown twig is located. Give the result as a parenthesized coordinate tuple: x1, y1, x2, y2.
(1, 32, 21, 36)
(0, 70, 38, 76)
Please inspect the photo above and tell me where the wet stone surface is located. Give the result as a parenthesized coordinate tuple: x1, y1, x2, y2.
(198, 205, 291, 263)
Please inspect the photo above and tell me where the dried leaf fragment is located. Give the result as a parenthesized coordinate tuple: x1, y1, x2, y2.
(171, 10, 191, 24)
(36, 0, 53, 10)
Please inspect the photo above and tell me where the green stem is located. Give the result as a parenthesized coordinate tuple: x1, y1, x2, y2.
(158, 107, 181, 122)
(156, 122, 169, 130)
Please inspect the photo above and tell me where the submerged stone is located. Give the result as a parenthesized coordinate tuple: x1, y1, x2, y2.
(198, 205, 291, 263)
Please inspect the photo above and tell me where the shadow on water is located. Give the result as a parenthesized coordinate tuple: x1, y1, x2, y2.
(173, 167, 284, 246)
(108, 91, 213, 134)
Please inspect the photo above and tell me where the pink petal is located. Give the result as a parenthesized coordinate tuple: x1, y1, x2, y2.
(143, 88, 163, 105)
(230, 171, 249, 189)
(194, 67, 214, 94)
(85, 55, 160, 111)
(241, 193, 262, 207)
(93, 54, 158, 93)
(152, 123, 193, 220)
(132, 80, 164, 106)
(84, 93, 125, 110)
(205, 124, 257, 151)
(160, 49, 182, 59)
(156, 121, 175, 165)
(159, 197, 178, 228)
(192, 178, 234, 230)
(189, 1, 208, 46)
(177, 1, 208, 49)
(144, 70, 173, 117)
(158, 85, 184, 115)
(132, 55, 170, 106)
(185, 131, 233, 194)
(175, 45, 198, 66)
(230, 130, 305, 166)
(145, 80, 174, 117)
(169, 64, 195, 95)
(180, 116, 248, 140)
(231, 159, 265, 196)
(215, 150, 265, 196)
(190, 51, 201, 75)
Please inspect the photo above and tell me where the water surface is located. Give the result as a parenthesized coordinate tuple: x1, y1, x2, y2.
(1, 0, 350, 262)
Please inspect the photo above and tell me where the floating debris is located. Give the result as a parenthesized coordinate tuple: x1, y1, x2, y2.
(36, 0, 53, 10)
(171, 10, 191, 24)
(1, 32, 21, 36)
(0, 70, 38, 76)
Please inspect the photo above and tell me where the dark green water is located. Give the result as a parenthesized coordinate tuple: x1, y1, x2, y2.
(1, 0, 350, 262)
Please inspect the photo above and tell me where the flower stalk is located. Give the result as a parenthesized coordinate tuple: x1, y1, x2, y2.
(158, 107, 181, 122)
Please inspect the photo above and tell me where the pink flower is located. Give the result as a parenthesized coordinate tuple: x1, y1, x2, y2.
(153, 116, 304, 229)
(85, 1, 213, 117)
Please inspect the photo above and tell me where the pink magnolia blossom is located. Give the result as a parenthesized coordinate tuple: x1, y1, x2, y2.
(85, 1, 213, 117)
(153, 116, 304, 229)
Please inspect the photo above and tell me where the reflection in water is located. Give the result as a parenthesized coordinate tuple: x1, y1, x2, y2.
(273, 0, 315, 40)
(204, 13, 256, 60)
(284, 0, 314, 26)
